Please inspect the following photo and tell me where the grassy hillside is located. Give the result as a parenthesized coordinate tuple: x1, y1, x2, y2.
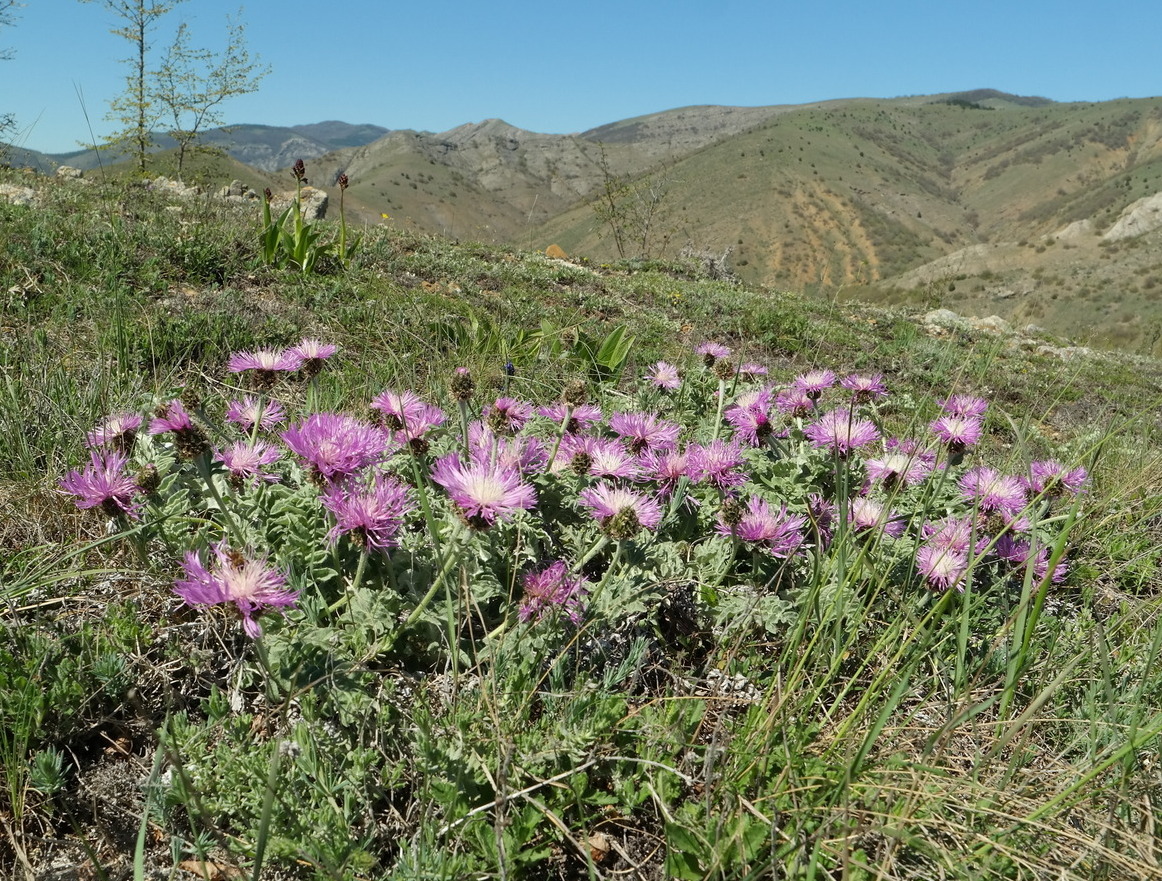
(2, 169, 1162, 880)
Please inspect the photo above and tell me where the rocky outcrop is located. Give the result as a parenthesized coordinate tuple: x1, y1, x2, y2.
(922, 308, 1094, 361)
(1102, 192, 1162, 241)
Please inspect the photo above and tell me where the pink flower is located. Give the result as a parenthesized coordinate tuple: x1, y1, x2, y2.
(59, 449, 143, 519)
(148, 399, 210, 459)
(688, 439, 747, 489)
(848, 497, 904, 538)
(941, 394, 989, 418)
(281, 413, 389, 484)
(430, 454, 536, 529)
(916, 544, 970, 593)
(288, 339, 337, 376)
(484, 397, 534, 434)
(217, 440, 282, 487)
(226, 397, 287, 433)
(636, 448, 691, 497)
(793, 369, 837, 400)
(929, 414, 983, 454)
(468, 422, 548, 475)
(85, 411, 142, 452)
(555, 435, 640, 479)
(840, 373, 887, 402)
(804, 409, 880, 458)
(958, 466, 1027, 517)
(227, 348, 300, 374)
(371, 389, 446, 438)
(774, 386, 815, 418)
(1025, 460, 1088, 497)
(716, 496, 805, 558)
(536, 402, 603, 433)
(724, 389, 777, 446)
(865, 443, 934, 488)
(519, 561, 589, 624)
(579, 482, 663, 540)
(609, 411, 680, 454)
(694, 341, 731, 364)
(174, 543, 298, 638)
(646, 361, 681, 390)
(321, 472, 413, 550)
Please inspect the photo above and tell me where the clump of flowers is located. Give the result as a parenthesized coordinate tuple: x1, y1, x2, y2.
(175, 543, 297, 638)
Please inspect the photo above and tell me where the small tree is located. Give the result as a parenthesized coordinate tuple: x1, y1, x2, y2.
(80, 0, 186, 174)
(588, 143, 680, 261)
(0, 0, 21, 148)
(152, 11, 268, 179)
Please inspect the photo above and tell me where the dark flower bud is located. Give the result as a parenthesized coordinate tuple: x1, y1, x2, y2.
(263, 187, 272, 203)
(450, 367, 475, 402)
(713, 358, 735, 381)
(292, 159, 307, 183)
(136, 464, 161, 495)
(562, 380, 588, 407)
(337, 173, 349, 190)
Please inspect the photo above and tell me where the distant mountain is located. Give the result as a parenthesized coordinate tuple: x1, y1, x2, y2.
(3, 121, 390, 174)
(7, 92, 1162, 351)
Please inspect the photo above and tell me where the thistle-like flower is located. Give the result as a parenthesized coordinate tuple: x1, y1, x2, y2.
(217, 440, 282, 489)
(149, 399, 211, 460)
(281, 412, 389, 485)
(519, 560, 589, 625)
(579, 482, 663, 540)
(321, 472, 413, 551)
(646, 361, 681, 390)
(715, 496, 805, 558)
(688, 438, 748, 490)
(793, 369, 837, 401)
(174, 543, 298, 638)
(227, 348, 301, 391)
(226, 396, 287, 433)
(430, 454, 536, 529)
(608, 411, 680, 455)
(59, 449, 143, 520)
(804, 408, 880, 458)
(289, 339, 337, 378)
(85, 411, 143, 454)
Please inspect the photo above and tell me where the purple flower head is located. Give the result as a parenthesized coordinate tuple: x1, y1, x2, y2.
(174, 543, 298, 638)
(737, 362, 769, 378)
(149, 398, 196, 435)
(536, 401, 603, 434)
(941, 394, 989, 419)
(59, 449, 143, 520)
(217, 440, 282, 488)
(865, 442, 935, 489)
(281, 412, 389, 485)
(840, 373, 887, 403)
(848, 497, 905, 538)
(994, 535, 1068, 584)
(929, 414, 983, 455)
(85, 411, 143, 453)
(958, 466, 1027, 518)
(793, 369, 837, 401)
(804, 409, 880, 458)
(226, 396, 287, 433)
(716, 496, 805, 558)
(915, 544, 970, 593)
(609, 411, 680, 455)
(430, 454, 536, 529)
(807, 493, 836, 550)
(519, 560, 590, 625)
(148, 399, 210, 460)
(371, 389, 444, 433)
(321, 472, 413, 551)
(468, 422, 548, 475)
(289, 339, 337, 377)
(579, 482, 663, 540)
(688, 438, 748, 490)
(484, 397, 534, 435)
(694, 341, 731, 365)
(227, 348, 301, 390)
(1025, 460, 1088, 498)
(922, 516, 991, 556)
(646, 361, 682, 390)
(555, 435, 640, 479)
(636, 448, 691, 497)
(774, 386, 816, 419)
(724, 389, 777, 446)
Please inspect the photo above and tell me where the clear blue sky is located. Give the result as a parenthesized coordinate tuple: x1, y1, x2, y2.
(4, 0, 1160, 154)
